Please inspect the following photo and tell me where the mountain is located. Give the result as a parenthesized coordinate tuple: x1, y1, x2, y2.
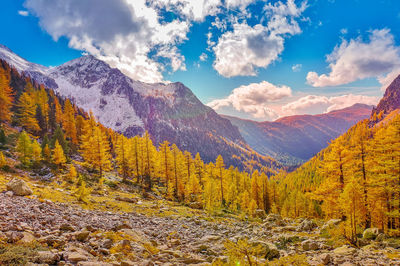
(225, 103, 373, 164)
(0, 44, 275, 169)
(373, 74, 400, 116)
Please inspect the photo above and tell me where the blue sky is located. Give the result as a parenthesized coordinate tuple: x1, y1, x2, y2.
(1, 0, 400, 120)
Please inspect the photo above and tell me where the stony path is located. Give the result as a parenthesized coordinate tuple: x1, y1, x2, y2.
(1, 193, 400, 265)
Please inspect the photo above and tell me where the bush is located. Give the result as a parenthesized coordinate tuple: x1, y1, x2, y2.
(0, 243, 43, 266)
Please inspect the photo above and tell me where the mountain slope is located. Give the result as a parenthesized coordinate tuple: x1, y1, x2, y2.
(0, 45, 274, 169)
(374, 74, 400, 116)
(225, 103, 373, 164)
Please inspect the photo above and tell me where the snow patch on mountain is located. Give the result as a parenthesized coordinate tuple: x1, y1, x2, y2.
(0, 44, 48, 74)
(49, 72, 143, 132)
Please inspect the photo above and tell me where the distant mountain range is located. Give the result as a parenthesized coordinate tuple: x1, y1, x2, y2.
(0, 44, 373, 168)
(224, 103, 373, 164)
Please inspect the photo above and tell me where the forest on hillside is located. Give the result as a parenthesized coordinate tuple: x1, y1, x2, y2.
(1, 56, 400, 250)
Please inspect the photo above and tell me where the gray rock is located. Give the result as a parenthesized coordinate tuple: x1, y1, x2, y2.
(318, 253, 331, 265)
(65, 251, 88, 262)
(363, 228, 381, 240)
(75, 230, 90, 242)
(333, 245, 357, 256)
(35, 251, 60, 264)
(6, 178, 33, 196)
(297, 219, 317, 232)
(301, 240, 319, 251)
(102, 239, 113, 249)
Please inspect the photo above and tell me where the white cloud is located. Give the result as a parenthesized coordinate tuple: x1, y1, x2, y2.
(213, 0, 307, 77)
(225, 0, 253, 10)
(18, 10, 29, 16)
(199, 53, 208, 61)
(282, 94, 379, 115)
(207, 81, 292, 119)
(307, 29, 400, 87)
(149, 0, 222, 21)
(292, 63, 302, 72)
(24, 0, 191, 83)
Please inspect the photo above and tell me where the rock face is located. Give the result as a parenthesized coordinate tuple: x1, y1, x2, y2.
(374, 74, 400, 116)
(6, 178, 33, 196)
(225, 103, 373, 164)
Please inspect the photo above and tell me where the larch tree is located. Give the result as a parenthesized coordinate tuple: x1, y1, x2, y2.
(81, 125, 112, 180)
(0, 151, 6, 167)
(16, 131, 32, 165)
(52, 139, 67, 168)
(0, 66, 13, 122)
(17, 91, 40, 133)
(215, 155, 225, 206)
(63, 99, 78, 144)
(115, 134, 130, 181)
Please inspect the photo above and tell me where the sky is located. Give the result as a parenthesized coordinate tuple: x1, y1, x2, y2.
(1, 0, 400, 121)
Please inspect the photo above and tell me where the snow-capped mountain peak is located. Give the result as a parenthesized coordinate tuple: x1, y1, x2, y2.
(0, 44, 250, 167)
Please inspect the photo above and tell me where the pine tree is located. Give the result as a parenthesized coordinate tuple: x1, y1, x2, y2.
(0, 66, 14, 122)
(52, 139, 67, 168)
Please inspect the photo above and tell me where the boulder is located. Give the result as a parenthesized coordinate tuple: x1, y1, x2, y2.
(60, 223, 76, 232)
(252, 240, 280, 261)
(75, 230, 90, 242)
(264, 214, 285, 226)
(333, 245, 356, 256)
(101, 239, 113, 249)
(19, 231, 36, 243)
(321, 219, 342, 231)
(35, 251, 60, 264)
(115, 196, 138, 204)
(363, 228, 381, 240)
(318, 253, 331, 265)
(301, 240, 319, 251)
(77, 262, 113, 266)
(65, 251, 88, 263)
(6, 178, 33, 196)
(297, 219, 317, 232)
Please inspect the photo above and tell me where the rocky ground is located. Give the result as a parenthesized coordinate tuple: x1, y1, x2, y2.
(0, 178, 400, 265)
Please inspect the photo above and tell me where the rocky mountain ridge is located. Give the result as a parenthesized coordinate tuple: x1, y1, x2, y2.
(225, 103, 373, 164)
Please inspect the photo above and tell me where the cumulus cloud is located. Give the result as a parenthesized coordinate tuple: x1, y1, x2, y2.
(207, 81, 292, 119)
(18, 10, 29, 16)
(24, 0, 192, 83)
(292, 64, 302, 72)
(307, 29, 400, 87)
(213, 0, 307, 77)
(149, 0, 222, 21)
(199, 53, 208, 61)
(282, 94, 379, 115)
